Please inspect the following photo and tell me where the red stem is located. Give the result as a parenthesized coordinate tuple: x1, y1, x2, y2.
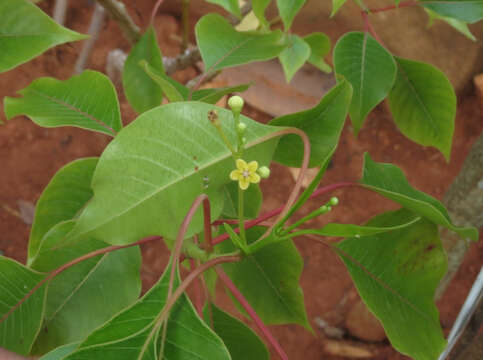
(0, 235, 162, 324)
(368, 0, 418, 13)
(361, 11, 385, 46)
(150, 0, 165, 26)
(212, 181, 358, 245)
(216, 268, 288, 360)
(203, 198, 213, 251)
(189, 257, 204, 317)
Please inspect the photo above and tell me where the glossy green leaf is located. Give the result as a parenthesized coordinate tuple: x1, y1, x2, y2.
(0, 0, 87, 73)
(425, 8, 476, 41)
(334, 32, 396, 134)
(420, 0, 483, 23)
(276, 0, 307, 29)
(4, 71, 122, 136)
(331, 0, 348, 17)
(38, 342, 79, 360)
(0, 257, 46, 355)
(337, 210, 447, 360)
(196, 14, 287, 71)
(219, 227, 310, 328)
(388, 58, 456, 161)
(204, 304, 269, 360)
(303, 32, 332, 73)
(361, 153, 478, 240)
(270, 78, 352, 167)
(70, 102, 281, 245)
(140, 60, 184, 102)
(28, 158, 98, 263)
(279, 34, 311, 82)
(30, 220, 141, 354)
(123, 27, 165, 113)
(64, 264, 230, 360)
(192, 83, 251, 104)
(252, 0, 271, 27)
(222, 182, 262, 219)
(206, 0, 241, 18)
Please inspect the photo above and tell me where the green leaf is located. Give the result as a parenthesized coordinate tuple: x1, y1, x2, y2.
(334, 32, 396, 134)
(276, 0, 307, 29)
(337, 210, 447, 360)
(361, 153, 478, 240)
(252, 0, 271, 27)
(4, 71, 122, 136)
(30, 221, 141, 354)
(140, 60, 185, 103)
(0, 257, 47, 355)
(218, 227, 310, 328)
(425, 8, 476, 41)
(278, 34, 311, 82)
(28, 158, 98, 263)
(196, 14, 287, 71)
(0, 0, 87, 73)
(331, 0, 348, 17)
(123, 27, 165, 113)
(204, 304, 270, 360)
(205, 0, 241, 18)
(192, 83, 252, 104)
(222, 182, 262, 219)
(270, 78, 352, 167)
(388, 57, 456, 161)
(38, 342, 79, 360)
(64, 264, 231, 360)
(420, 0, 483, 23)
(303, 32, 332, 73)
(71, 102, 281, 245)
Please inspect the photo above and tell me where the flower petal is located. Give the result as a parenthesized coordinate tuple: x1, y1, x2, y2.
(249, 172, 260, 184)
(230, 170, 241, 180)
(239, 178, 250, 190)
(236, 158, 248, 171)
(247, 161, 258, 172)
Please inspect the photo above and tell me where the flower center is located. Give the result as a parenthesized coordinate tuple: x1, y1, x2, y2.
(242, 170, 250, 178)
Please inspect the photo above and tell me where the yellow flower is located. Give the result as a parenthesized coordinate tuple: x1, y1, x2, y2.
(230, 159, 260, 190)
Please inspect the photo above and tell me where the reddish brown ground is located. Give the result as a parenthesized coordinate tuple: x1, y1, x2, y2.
(0, 1, 482, 359)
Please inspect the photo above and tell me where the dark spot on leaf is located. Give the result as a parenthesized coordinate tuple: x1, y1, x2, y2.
(193, 155, 197, 160)
(425, 244, 435, 252)
(194, 166, 199, 171)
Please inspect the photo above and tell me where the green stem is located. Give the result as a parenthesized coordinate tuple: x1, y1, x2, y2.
(215, 125, 236, 156)
(238, 186, 246, 245)
(283, 206, 331, 234)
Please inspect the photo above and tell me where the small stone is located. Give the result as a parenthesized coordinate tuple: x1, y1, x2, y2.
(324, 339, 374, 358)
(345, 300, 386, 342)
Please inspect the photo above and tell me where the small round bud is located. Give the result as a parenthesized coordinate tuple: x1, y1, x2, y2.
(319, 205, 328, 213)
(326, 205, 332, 211)
(329, 197, 339, 206)
(257, 166, 270, 178)
(241, 137, 247, 144)
(237, 122, 247, 133)
(228, 95, 244, 113)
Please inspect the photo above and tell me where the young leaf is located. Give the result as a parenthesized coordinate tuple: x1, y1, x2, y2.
(70, 102, 281, 245)
(278, 34, 311, 82)
(420, 0, 483, 23)
(204, 304, 270, 360)
(0, 257, 47, 355)
(39, 342, 79, 360)
(252, 0, 271, 27)
(0, 0, 87, 73)
(276, 0, 307, 29)
(205, 0, 241, 18)
(38, 342, 80, 360)
(388, 57, 456, 161)
(303, 32, 332, 73)
(140, 60, 185, 103)
(334, 32, 396, 134)
(218, 227, 310, 328)
(28, 158, 98, 263)
(123, 27, 165, 113)
(270, 78, 352, 167)
(196, 14, 287, 71)
(30, 221, 141, 354)
(331, 0, 348, 17)
(425, 8, 476, 41)
(222, 181, 262, 219)
(337, 210, 447, 360)
(360, 153, 478, 240)
(4, 71, 122, 136)
(64, 264, 231, 360)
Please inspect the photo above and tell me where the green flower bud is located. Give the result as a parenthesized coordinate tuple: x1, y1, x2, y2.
(329, 197, 339, 206)
(241, 137, 247, 144)
(228, 95, 244, 113)
(237, 122, 247, 133)
(257, 166, 270, 178)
